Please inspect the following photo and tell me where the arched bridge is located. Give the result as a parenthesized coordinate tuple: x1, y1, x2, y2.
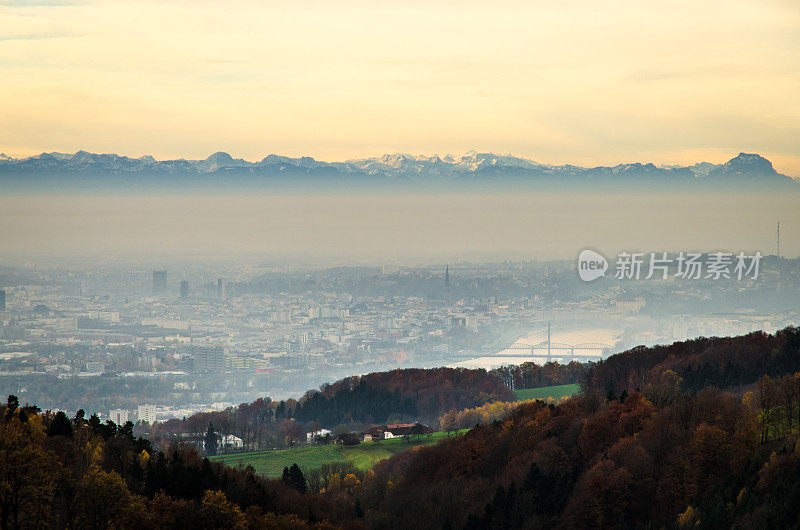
(500, 341, 614, 361)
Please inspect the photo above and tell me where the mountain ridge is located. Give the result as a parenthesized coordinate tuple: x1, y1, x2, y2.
(0, 150, 796, 191)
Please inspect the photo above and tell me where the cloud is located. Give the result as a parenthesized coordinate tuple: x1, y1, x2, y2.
(625, 65, 740, 83)
(0, 0, 80, 6)
(0, 31, 76, 41)
(202, 59, 255, 65)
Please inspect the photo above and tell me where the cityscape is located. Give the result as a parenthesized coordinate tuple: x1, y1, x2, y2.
(2, 255, 797, 427)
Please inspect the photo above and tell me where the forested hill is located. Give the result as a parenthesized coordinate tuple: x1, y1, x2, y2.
(5, 327, 800, 528)
(585, 327, 800, 396)
(358, 326, 800, 528)
(293, 367, 515, 427)
(149, 367, 515, 451)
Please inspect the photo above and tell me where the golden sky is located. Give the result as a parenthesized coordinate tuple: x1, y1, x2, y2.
(1, 0, 799, 174)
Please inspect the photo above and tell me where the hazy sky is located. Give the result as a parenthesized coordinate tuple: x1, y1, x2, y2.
(1, 0, 799, 174)
(0, 193, 795, 259)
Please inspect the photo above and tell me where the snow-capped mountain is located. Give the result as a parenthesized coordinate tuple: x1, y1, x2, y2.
(708, 152, 782, 179)
(0, 150, 795, 191)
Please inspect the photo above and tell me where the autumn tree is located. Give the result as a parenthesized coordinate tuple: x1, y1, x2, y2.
(643, 369, 682, 408)
(199, 490, 246, 530)
(687, 423, 732, 498)
(0, 407, 61, 530)
(72, 468, 140, 529)
(778, 373, 799, 435)
(757, 375, 778, 443)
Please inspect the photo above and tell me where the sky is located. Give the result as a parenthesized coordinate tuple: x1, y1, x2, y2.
(1, 0, 799, 174)
(0, 193, 796, 259)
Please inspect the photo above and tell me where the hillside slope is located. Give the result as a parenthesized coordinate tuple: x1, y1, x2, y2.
(354, 327, 800, 528)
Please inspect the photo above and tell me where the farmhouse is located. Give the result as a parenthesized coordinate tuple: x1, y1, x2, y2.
(365, 422, 433, 440)
(306, 428, 332, 444)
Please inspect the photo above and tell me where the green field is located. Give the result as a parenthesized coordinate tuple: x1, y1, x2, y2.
(513, 383, 581, 401)
(210, 430, 466, 477)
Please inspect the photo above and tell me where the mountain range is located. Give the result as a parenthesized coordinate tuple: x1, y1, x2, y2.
(0, 150, 796, 192)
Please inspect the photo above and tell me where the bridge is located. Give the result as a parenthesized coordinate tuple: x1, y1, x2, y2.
(498, 341, 613, 362)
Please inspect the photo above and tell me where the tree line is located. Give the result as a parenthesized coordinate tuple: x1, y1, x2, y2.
(150, 367, 514, 454)
(330, 326, 800, 528)
(584, 326, 800, 395)
(490, 360, 587, 391)
(295, 368, 515, 427)
(0, 397, 354, 529)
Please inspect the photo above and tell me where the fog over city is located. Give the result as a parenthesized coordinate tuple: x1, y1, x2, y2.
(1, 191, 798, 259)
(1, 180, 797, 415)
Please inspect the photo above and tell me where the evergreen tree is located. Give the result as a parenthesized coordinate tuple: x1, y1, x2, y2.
(46, 411, 73, 437)
(288, 463, 306, 494)
(5, 395, 18, 420)
(205, 423, 218, 456)
(73, 408, 86, 428)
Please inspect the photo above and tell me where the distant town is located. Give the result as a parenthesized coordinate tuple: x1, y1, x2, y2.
(1, 256, 797, 426)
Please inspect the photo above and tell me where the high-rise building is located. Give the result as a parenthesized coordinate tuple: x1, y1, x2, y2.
(153, 270, 167, 294)
(382, 264, 400, 275)
(193, 345, 225, 373)
(109, 409, 129, 425)
(137, 404, 157, 424)
(180, 280, 190, 301)
(216, 278, 225, 300)
(0, 290, 5, 311)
